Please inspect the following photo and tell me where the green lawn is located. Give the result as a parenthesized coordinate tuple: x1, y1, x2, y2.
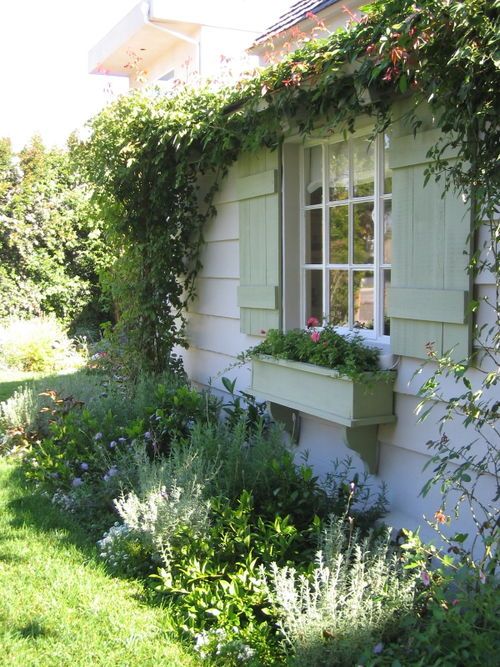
(0, 461, 199, 666)
(0, 370, 38, 403)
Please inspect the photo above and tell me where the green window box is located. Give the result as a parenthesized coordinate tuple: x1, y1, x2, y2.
(249, 355, 396, 473)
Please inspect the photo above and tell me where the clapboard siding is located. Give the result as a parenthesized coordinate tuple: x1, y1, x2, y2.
(187, 313, 258, 358)
(190, 278, 239, 319)
(204, 201, 239, 242)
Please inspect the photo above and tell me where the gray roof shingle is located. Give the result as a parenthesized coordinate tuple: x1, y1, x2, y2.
(255, 0, 339, 44)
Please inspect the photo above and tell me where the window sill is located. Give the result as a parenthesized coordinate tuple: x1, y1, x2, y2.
(248, 355, 396, 473)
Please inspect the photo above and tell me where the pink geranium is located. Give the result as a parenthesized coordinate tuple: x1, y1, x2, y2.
(311, 331, 321, 343)
(306, 316, 320, 328)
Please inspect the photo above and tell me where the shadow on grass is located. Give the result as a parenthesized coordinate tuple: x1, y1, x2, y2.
(4, 465, 154, 604)
(5, 465, 101, 557)
(16, 619, 52, 640)
(0, 370, 88, 404)
(0, 378, 34, 403)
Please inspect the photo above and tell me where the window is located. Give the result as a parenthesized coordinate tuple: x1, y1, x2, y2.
(155, 69, 176, 92)
(301, 131, 392, 339)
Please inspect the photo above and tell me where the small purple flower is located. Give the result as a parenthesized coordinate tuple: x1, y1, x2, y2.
(80, 462, 89, 471)
(118, 437, 127, 443)
(144, 431, 152, 440)
(420, 570, 431, 587)
(109, 441, 116, 449)
(72, 477, 83, 488)
(373, 643, 384, 655)
(108, 466, 118, 477)
(349, 481, 356, 493)
(94, 432, 103, 441)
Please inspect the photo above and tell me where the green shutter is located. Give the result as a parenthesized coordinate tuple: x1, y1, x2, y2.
(237, 148, 281, 335)
(388, 106, 473, 360)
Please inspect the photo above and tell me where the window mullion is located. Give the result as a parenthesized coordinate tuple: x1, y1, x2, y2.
(348, 140, 353, 330)
(374, 134, 381, 338)
(323, 143, 329, 325)
(299, 148, 305, 328)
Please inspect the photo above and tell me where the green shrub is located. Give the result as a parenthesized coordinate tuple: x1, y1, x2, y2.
(153, 489, 305, 665)
(362, 531, 500, 666)
(362, 567, 500, 665)
(0, 317, 84, 373)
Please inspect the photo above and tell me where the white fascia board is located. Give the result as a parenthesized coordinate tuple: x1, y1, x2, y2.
(150, 0, 292, 33)
(89, 1, 150, 75)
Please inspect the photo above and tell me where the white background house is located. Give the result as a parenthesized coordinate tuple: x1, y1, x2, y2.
(90, 0, 498, 542)
(89, 0, 295, 87)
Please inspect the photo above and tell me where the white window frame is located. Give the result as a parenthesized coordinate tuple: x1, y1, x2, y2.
(299, 128, 391, 342)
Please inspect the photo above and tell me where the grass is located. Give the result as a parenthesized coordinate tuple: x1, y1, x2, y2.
(0, 461, 200, 666)
(0, 370, 39, 403)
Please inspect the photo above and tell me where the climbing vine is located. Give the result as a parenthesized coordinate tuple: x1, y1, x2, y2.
(80, 0, 499, 374)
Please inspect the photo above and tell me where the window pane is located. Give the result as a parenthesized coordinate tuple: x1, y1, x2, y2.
(305, 209, 323, 264)
(383, 269, 391, 335)
(329, 270, 348, 326)
(383, 200, 392, 264)
(329, 141, 349, 201)
(304, 145, 323, 205)
(353, 202, 374, 264)
(305, 270, 323, 322)
(352, 136, 374, 197)
(353, 270, 374, 329)
(329, 206, 348, 264)
(384, 134, 392, 194)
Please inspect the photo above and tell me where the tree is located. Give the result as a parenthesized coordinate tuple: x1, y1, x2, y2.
(0, 135, 112, 334)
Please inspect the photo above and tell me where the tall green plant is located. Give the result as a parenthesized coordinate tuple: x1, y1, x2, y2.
(0, 135, 112, 332)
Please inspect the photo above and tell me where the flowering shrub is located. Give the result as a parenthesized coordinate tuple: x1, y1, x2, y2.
(249, 324, 382, 378)
(97, 522, 155, 577)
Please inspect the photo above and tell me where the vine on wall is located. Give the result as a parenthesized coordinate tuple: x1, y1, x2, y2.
(80, 0, 499, 374)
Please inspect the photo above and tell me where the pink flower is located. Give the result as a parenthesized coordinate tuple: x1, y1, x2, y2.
(311, 331, 321, 343)
(306, 316, 320, 328)
(420, 570, 431, 587)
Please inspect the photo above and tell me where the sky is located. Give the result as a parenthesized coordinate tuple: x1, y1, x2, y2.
(0, 0, 137, 151)
(0, 0, 295, 153)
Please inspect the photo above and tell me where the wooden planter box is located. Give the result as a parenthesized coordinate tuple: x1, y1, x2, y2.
(248, 356, 396, 472)
(250, 356, 395, 427)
